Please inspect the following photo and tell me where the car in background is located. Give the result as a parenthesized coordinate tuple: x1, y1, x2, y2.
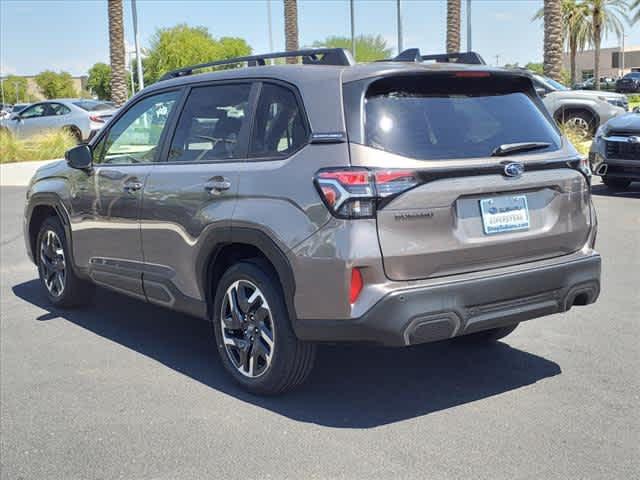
(529, 73, 628, 136)
(615, 72, 640, 93)
(573, 77, 618, 91)
(0, 103, 31, 119)
(589, 110, 640, 190)
(0, 99, 117, 142)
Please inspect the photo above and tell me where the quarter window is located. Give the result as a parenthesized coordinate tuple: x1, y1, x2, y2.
(168, 84, 252, 162)
(249, 83, 307, 158)
(94, 91, 179, 165)
(50, 103, 71, 116)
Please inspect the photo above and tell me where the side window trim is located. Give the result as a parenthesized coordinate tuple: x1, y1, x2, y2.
(246, 80, 311, 162)
(157, 80, 260, 164)
(90, 87, 186, 167)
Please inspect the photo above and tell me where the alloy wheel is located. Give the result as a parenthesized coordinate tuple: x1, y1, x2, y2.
(40, 230, 66, 297)
(220, 280, 275, 378)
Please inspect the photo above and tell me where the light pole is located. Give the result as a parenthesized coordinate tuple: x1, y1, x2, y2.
(466, 0, 472, 51)
(0, 77, 5, 107)
(396, 0, 403, 54)
(621, 31, 628, 76)
(350, 0, 356, 60)
(267, 0, 274, 52)
(131, 0, 144, 91)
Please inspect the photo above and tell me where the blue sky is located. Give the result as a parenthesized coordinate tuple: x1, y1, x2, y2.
(1, 0, 639, 76)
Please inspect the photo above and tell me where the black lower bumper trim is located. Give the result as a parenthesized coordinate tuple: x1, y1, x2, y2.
(295, 255, 601, 346)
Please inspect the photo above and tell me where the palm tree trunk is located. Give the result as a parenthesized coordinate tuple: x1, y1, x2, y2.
(593, 22, 602, 90)
(284, 0, 299, 64)
(108, 0, 127, 106)
(569, 36, 578, 85)
(446, 0, 461, 53)
(543, 0, 563, 81)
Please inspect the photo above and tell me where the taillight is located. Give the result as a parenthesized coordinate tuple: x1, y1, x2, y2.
(314, 167, 419, 219)
(89, 115, 105, 123)
(349, 268, 363, 304)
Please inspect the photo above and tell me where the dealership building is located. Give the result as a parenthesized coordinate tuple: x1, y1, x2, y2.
(564, 45, 640, 81)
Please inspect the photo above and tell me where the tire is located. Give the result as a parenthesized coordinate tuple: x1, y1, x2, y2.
(561, 110, 596, 138)
(212, 260, 316, 395)
(602, 176, 631, 190)
(456, 323, 520, 343)
(36, 216, 94, 308)
(63, 126, 83, 143)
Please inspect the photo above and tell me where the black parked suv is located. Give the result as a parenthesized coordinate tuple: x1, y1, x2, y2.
(616, 72, 640, 93)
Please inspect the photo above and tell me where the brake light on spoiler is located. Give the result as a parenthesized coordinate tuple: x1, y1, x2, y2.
(314, 168, 419, 219)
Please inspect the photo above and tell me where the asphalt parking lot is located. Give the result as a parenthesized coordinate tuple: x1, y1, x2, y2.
(1, 182, 638, 480)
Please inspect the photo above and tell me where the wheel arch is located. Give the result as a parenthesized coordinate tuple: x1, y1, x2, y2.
(553, 104, 600, 127)
(25, 193, 76, 271)
(199, 227, 297, 324)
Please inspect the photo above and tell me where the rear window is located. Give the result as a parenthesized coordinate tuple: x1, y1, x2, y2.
(73, 100, 114, 111)
(361, 74, 561, 160)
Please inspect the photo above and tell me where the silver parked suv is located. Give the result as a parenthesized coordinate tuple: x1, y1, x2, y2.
(24, 48, 601, 394)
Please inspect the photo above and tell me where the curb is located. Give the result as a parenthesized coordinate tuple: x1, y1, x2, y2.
(0, 159, 61, 186)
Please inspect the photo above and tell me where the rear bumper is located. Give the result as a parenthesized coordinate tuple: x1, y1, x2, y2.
(295, 253, 601, 346)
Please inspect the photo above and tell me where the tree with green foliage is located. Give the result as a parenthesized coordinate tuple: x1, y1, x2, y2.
(311, 35, 392, 62)
(0, 75, 36, 104)
(143, 24, 251, 84)
(87, 63, 112, 100)
(34, 71, 77, 99)
(632, 0, 640, 22)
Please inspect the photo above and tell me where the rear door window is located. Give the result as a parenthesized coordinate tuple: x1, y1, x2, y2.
(249, 83, 308, 158)
(168, 83, 252, 162)
(361, 74, 561, 160)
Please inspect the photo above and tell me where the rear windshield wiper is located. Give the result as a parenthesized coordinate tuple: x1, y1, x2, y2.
(491, 142, 551, 157)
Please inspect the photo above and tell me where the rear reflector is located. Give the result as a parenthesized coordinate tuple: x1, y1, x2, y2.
(349, 268, 363, 304)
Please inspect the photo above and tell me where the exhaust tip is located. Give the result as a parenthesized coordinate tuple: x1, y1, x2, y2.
(595, 163, 608, 176)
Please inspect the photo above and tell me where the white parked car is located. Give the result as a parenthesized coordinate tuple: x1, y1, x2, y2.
(0, 99, 117, 142)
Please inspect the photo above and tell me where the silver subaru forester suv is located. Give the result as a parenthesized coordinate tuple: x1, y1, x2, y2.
(24, 48, 601, 394)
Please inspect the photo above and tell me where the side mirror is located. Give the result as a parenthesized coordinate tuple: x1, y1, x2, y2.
(633, 106, 640, 114)
(11, 114, 21, 121)
(65, 144, 92, 170)
(535, 87, 547, 98)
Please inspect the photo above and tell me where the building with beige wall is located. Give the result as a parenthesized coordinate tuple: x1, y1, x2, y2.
(563, 46, 640, 82)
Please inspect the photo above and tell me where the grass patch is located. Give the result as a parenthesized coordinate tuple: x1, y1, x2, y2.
(0, 130, 76, 163)
(560, 124, 592, 157)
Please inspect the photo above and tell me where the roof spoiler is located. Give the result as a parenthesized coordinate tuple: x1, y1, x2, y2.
(386, 48, 486, 65)
(159, 48, 355, 81)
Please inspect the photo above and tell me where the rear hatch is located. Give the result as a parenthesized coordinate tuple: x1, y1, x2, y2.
(344, 70, 592, 281)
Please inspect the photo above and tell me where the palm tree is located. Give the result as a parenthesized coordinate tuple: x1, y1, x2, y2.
(284, 0, 299, 64)
(543, 0, 564, 81)
(446, 0, 461, 53)
(108, 0, 127, 106)
(534, 0, 591, 85)
(631, 0, 640, 22)
(583, 0, 629, 89)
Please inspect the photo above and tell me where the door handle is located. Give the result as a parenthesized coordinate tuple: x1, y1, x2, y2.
(123, 180, 143, 193)
(204, 176, 231, 195)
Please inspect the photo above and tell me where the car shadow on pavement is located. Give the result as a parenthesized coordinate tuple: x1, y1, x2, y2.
(591, 182, 640, 199)
(13, 279, 561, 429)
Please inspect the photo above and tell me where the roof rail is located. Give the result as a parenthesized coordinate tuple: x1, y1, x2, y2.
(388, 48, 486, 65)
(159, 48, 355, 81)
